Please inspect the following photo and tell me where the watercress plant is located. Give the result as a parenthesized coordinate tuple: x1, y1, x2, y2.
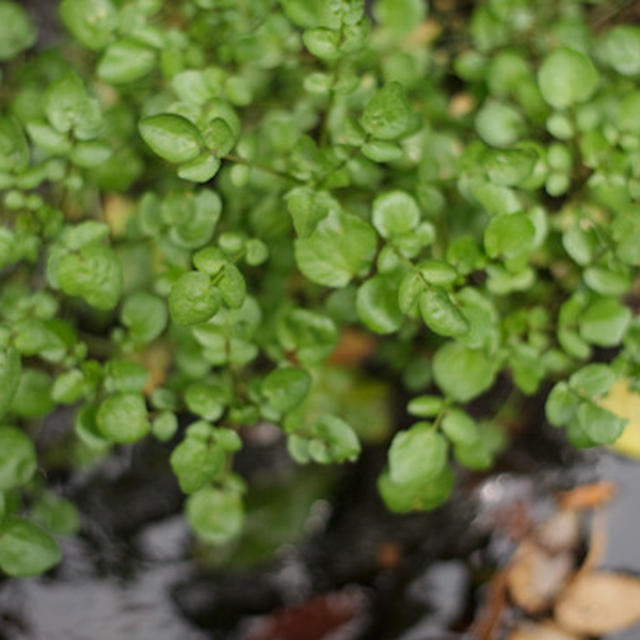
(1, 0, 639, 576)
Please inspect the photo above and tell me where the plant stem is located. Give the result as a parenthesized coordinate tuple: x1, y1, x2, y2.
(222, 153, 303, 183)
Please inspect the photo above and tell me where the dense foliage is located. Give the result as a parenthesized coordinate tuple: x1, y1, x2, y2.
(1, 0, 639, 576)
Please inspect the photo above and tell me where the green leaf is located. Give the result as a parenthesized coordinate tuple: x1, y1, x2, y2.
(11, 369, 54, 418)
(74, 403, 110, 451)
(31, 493, 80, 536)
(475, 100, 525, 148)
(295, 211, 377, 287)
(604, 26, 640, 76)
(308, 415, 361, 463)
(398, 271, 427, 317)
(579, 297, 631, 347)
(356, 274, 403, 334)
(14, 318, 65, 356)
(562, 226, 597, 266)
(104, 359, 149, 394)
(441, 408, 478, 445)
(262, 367, 311, 413)
(152, 411, 178, 442)
(407, 395, 444, 417)
(538, 47, 599, 109)
(52, 369, 85, 404)
(583, 266, 631, 296)
(361, 140, 403, 162)
(63, 220, 109, 250)
(485, 148, 536, 187)
(70, 140, 112, 168)
(193, 247, 227, 276)
(389, 423, 447, 485)
(433, 341, 496, 402)
(577, 401, 626, 445)
(218, 264, 246, 309)
(177, 153, 221, 183)
(184, 383, 227, 421)
(453, 441, 493, 471)
(416, 260, 458, 286)
(167, 190, 221, 249)
(0, 1, 37, 61)
(59, 0, 117, 50)
(96, 392, 150, 444)
(56, 245, 123, 310)
(169, 271, 220, 326)
(138, 114, 204, 164)
(373, 0, 426, 35)
(170, 436, 224, 494)
(378, 465, 454, 513)
(186, 486, 244, 544)
(569, 364, 615, 397)
(97, 39, 156, 84)
(545, 381, 578, 427)
(121, 291, 167, 344)
(361, 82, 415, 141)
(0, 426, 36, 491)
(484, 212, 535, 261)
(245, 239, 269, 266)
(509, 342, 545, 395)
(277, 309, 338, 364)
(0, 348, 21, 419)
(0, 117, 29, 172)
(0, 517, 61, 577)
(372, 190, 420, 239)
(419, 287, 469, 337)
(303, 27, 340, 60)
(44, 73, 102, 140)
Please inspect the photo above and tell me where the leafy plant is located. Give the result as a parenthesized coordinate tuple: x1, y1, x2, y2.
(1, 0, 639, 576)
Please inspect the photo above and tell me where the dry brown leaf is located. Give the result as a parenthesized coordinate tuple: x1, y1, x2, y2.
(557, 481, 616, 511)
(535, 510, 580, 554)
(129, 341, 172, 395)
(404, 19, 441, 48)
(507, 540, 574, 614)
(554, 571, 640, 636)
(508, 620, 581, 640)
(449, 93, 476, 118)
(103, 194, 134, 237)
(329, 329, 378, 366)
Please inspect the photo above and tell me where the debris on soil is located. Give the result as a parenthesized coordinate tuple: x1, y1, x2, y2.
(507, 540, 574, 615)
(554, 572, 640, 637)
(239, 587, 369, 640)
(507, 620, 580, 640)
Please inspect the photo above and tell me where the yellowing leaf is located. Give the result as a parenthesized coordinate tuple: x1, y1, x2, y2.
(598, 379, 640, 459)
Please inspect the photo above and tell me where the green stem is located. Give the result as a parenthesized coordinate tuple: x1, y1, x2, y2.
(223, 153, 303, 184)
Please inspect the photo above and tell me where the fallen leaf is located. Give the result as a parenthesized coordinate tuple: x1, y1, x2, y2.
(329, 329, 378, 366)
(241, 587, 368, 640)
(535, 510, 580, 554)
(507, 540, 574, 614)
(449, 93, 476, 118)
(554, 571, 640, 636)
(557, 481, 616, 511)
(104, 194, 134, 237)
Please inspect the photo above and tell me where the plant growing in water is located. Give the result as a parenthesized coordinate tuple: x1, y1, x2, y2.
(0, 0, 639, 576)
